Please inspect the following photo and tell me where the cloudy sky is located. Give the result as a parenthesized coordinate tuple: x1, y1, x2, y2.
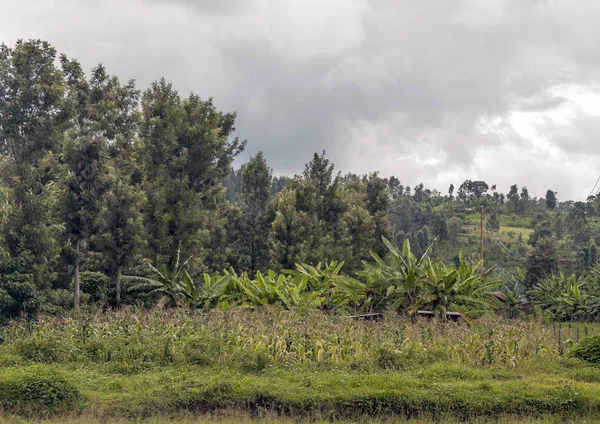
(2, 0, 600, 200)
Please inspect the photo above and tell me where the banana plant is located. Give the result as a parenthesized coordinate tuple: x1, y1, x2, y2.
(125, 249, 192, 308)
(499, 268, 527, 318)
(285, 261, 365, 309)
(408, 252, 499, 325)
(195, 273, 233, 309)
(360, 237, 431, 313)
(530, 273, 589, 320)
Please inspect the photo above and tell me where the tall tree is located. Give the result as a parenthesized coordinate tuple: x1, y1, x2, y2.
(60, 60, 113, 310)
(96, 77, 146, 305)
(506, 184, 519, 214)
(365, 172, 392, 257)
(517, 187, 530, 214)
(545, 190, 557, 210)
(140, 79, 245, 264)
(525, 236, 559, 289)
(270, 188, 314, 269)
(240, 152, 272, 272)
(0, 40, 66, 291)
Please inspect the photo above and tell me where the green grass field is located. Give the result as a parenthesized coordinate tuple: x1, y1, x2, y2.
(0, 308, 599, 422)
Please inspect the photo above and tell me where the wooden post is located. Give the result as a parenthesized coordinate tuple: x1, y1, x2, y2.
(558, 323, 563, 355)
(480, 206, 484, 275)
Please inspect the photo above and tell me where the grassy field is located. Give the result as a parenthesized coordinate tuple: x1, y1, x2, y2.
(0, 308, 599, 423)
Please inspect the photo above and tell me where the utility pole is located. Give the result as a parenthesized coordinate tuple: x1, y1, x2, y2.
(480, 206, 484, 274)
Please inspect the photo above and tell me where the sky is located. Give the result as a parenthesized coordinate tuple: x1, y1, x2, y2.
(2, 0, 600, 200)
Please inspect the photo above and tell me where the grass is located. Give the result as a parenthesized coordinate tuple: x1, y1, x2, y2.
(0, 308, 599, 422)
(3, 413, 600, 423)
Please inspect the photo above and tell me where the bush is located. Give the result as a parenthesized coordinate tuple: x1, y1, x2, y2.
(79, 271, 109, 304)
(570, 333, 600, 365)
(0, 369, 80, 410)
(15, 336, 65, 363)
(376, 346, 404, 370)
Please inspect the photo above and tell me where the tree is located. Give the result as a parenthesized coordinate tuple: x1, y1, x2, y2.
(240, 152, 272, 273)
(458, 180, 489, 200)
(525, 236, 559, 289)
(0, 40, 66, 290)
(270, 188, 314, 269)
(61, 60, 112, 310)
(447, 216, 463, 243)
(448, 184, 455, 200)
(365, 172, 392, 257)
(0, 251, 40, 318)
(545, 190, 557, 210)
(95, 76, 145, 306)
(506, 184, 519, 213)
(517, 187, 530, 214)
(140, 79, 245, 264)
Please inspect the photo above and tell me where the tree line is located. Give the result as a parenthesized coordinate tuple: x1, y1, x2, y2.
(2, 39, 600, 319)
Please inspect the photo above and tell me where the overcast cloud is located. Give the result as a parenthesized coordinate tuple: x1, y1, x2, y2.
(1, 0, 600, 199)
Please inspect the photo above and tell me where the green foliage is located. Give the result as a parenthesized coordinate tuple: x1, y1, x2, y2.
(499, 268, 527, 318)
(361, 238, 497, 320)
(2, 308, 595, 421)
(78, 271, 109, 304)
(239, 151, 272, 272)
(530, 273, 589, 321)
(0, 369, 80, 410)
(0, 308, 560, 369)
(0, 252, 41, 318)
(3, 38, 600, 323)
(571, 334, 600, 365)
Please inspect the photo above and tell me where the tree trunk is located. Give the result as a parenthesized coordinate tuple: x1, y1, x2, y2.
(74, 238, 80, 312)
(116, 263, 122, 307)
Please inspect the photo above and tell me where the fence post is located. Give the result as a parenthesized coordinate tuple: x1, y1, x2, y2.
(558, 323, 563, 355)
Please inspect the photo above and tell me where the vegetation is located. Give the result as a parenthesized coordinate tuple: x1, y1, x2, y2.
(2, 39, 600, 321)
(1, 308, 599, 422)
(3, 38, 600, 422)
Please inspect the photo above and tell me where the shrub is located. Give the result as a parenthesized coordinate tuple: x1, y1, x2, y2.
(79, 271, 109, 304)
(0, 369, 80, 410)
(179, 337, 218, 366)
(570, 333, 600, 365)
(15, 336, 65, 363)
(376, 346, 404, 370)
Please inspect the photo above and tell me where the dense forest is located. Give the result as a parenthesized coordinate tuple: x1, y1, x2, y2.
(2, 39, 600, 321)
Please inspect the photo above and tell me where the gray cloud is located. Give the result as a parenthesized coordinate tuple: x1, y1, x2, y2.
(2, 0, 600, 198)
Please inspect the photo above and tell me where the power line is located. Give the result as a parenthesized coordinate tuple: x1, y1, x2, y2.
(484, 214, 526, 263)
(587, 175, 600, 200)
